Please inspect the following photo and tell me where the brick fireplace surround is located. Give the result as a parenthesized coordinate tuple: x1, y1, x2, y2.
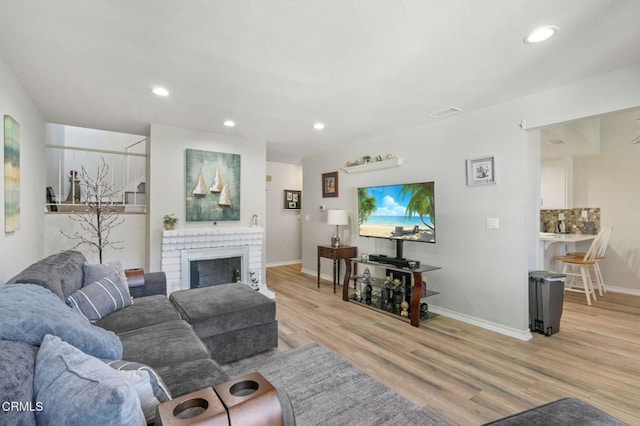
(161, 227, 274, 298)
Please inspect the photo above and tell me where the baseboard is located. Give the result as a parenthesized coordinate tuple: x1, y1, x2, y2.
(266, 260, 302, 268)
(300, 267, 335, 284)
(604, 285, 640, 296)
(428, 305, 534, 342)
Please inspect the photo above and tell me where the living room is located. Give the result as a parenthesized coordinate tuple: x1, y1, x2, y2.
(1, 2, 640, 424)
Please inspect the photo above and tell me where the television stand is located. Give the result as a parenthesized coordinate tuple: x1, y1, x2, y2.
(368, 254, 420, 269)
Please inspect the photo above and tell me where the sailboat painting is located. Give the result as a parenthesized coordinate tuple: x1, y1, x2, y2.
(185, 149, 240, 222)
(4, 115, 20, 232)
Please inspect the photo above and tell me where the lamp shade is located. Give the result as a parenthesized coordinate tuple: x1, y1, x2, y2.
(327, 209, 349, 226)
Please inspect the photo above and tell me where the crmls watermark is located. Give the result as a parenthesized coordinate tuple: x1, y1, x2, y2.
(1, 401, 44, 412)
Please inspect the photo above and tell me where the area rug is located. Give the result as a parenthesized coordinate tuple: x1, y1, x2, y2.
(225, 342, 448, 425)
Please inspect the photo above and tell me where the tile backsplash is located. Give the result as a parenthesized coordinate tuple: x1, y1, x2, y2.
(540, 208, 600, 234)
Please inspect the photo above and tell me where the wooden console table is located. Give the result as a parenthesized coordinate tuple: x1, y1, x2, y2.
(317, 245, 357, 293)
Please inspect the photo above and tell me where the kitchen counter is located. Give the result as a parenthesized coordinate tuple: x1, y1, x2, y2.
(538, 233, 595, 271)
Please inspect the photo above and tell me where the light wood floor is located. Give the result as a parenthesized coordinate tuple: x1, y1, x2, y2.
(262, 264, 640, 425)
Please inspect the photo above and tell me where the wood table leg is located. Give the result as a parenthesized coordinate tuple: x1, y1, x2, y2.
(343, 260, 352, 301)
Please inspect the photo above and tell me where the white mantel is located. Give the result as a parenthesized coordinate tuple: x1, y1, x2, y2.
(161, 227, 274, 298)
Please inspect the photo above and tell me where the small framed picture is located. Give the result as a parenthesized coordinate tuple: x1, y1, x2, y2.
(284, 190, 301, 210)
(322, 171, 339, 198)
(466, 155, 495, 186)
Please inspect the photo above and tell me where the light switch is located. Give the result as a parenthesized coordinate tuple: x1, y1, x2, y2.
(487, 217, 499, 229)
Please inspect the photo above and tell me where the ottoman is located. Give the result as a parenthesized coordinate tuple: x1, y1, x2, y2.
(170, 284, 278, 363)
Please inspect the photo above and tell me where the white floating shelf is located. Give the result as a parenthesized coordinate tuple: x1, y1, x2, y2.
(342, 157, 404, 174)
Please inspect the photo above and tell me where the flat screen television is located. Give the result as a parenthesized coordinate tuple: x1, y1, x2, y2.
(357, 182, 435, 257)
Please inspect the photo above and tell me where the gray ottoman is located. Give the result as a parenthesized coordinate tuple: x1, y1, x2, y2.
(169, 284, 278, 364)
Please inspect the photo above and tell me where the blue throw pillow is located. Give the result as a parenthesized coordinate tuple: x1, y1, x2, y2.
(0, 284, 123, 359)
(34, 335, 145, 426)
(67, 269, 133, 322)
(0, 340, 38, 426)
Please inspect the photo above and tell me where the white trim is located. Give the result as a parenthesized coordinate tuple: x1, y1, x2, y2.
(266, 260, 302, 267)
(428, 305, 534, 341)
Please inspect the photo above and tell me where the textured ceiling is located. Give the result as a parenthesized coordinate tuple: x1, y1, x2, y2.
(0, 0, 639, 163)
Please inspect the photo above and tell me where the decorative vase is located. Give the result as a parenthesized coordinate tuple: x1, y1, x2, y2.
(164, 224, 174, 230)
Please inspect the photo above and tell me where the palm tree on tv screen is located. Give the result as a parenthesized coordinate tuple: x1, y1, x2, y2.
(399, 183, 435, 231)
(358, 188, 377, 223)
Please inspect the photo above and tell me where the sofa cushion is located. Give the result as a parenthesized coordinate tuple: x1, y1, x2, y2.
(67, 269, 133, 322)
(169, 284, 276, 337)
(118, 320, 210, 368)
(104, 360, 172, 424)
(94, 295, 180, 334)
(6, 250, 86, 301)
(82, 260, 123, 285)
(34, 334, 145, 426)
(155, 358, 231, 398)
(0, 284, 122, 359)
(0, 340, 37, 426)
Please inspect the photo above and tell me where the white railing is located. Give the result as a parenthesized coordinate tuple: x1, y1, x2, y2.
(45, 141, 147, 213)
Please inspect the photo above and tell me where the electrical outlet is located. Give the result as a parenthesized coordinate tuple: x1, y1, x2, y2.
(486, 217, 499, 229)
(559, 213, 565, 220)
(582, 210, 588, 218)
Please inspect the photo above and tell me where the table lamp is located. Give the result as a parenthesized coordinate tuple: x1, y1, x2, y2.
(327, 209, 349, 247)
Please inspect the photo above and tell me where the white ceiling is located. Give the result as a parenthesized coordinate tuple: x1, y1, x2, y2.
(1, 1, 640, 164)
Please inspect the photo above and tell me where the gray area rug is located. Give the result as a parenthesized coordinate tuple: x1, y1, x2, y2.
(225, 342, 448, 425)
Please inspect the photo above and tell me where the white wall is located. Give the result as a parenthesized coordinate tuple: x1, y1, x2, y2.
(43, 213, 146, 269)
(147, 124, 267, 272)
(301, 64, 640, 339)
(0, 56, 47, 283)
(266, 162, 303, 265)
(573, 109, 640, 293)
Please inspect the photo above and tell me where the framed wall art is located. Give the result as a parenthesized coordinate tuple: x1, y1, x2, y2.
(4, 115, 20, 232)
(322, 171, 339, 198)
(466, 155, 495, 186)
(284, 189, 301, 210)
(185, 148, 240, 221)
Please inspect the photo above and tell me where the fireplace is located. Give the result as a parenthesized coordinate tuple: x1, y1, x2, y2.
(181, 246, 249, 289)
(161, 227, 274, 299)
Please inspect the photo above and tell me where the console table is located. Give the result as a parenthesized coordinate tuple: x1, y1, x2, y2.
(317, 245, 357, 293)
(343, 258, 441, 327)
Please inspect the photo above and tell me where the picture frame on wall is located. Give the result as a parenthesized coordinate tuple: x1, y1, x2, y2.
(322, 171, 339, 198)
(284, 189, 301, 210)
(466, 155, 495, 186)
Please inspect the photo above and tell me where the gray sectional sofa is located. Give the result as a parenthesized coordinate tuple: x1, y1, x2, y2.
(0, 250, 291, 425)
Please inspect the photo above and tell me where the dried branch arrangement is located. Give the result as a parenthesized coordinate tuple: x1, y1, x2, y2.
(60, 158, 125, 263)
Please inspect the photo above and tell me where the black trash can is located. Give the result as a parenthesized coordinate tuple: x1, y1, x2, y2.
(529, 271, 566, 336)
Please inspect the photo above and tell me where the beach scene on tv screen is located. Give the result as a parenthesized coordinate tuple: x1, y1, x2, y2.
(358, 182, 435, 243)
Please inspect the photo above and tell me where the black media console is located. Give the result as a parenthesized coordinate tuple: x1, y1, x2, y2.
(368, 254, 420, 269)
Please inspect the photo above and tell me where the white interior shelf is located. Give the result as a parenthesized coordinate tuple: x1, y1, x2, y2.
(342, 157, 404, 174)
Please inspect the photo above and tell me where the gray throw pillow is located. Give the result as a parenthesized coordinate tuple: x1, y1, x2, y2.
(104, 360, 172, 423)
(67, 269, 133, 322)
(0, 340, 38, 426)
(34, 335, 145, 426)
(0, 284, 123, 359)
(83, 260, 123, 285)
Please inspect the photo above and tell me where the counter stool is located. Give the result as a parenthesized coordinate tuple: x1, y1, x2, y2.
(565, 226, 612, 296)
(556, 237, 600, 305)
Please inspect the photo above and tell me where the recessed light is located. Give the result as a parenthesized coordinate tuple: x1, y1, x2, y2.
(313, 122, 325, 130)
(524, 26, 558, 44)
(152, 87, 170, 97)
(223, 120, 236, 127)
